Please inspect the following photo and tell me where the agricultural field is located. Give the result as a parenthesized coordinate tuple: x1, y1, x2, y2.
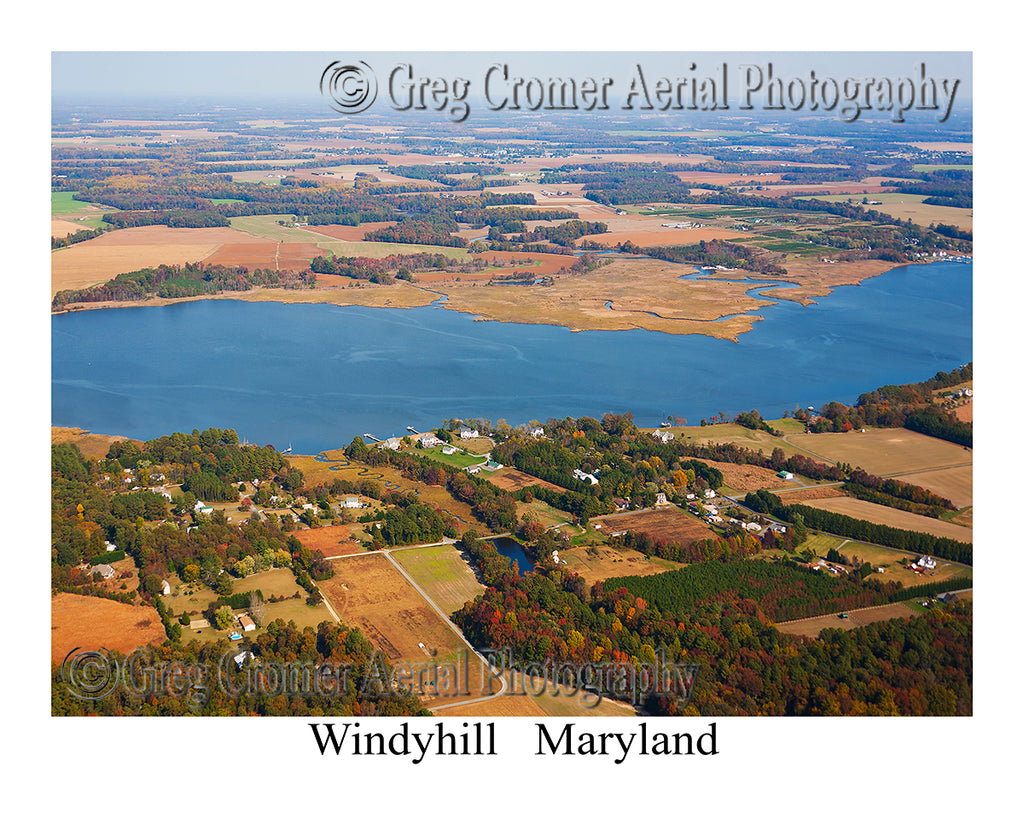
(592, 506, 716, 543)
(798, 192, 972, 231)
(392, 543, 486, 616)
(775, 602, 917, 639)
(691, 458, 788, 494)
(783, 427, 972, 486)
(292, 524, 370, 557)
(51, 593, 167, 664)
(801, 496, 973, 542)
(316, 553, 467, 661)
(51, 224, 264, 297)
(315, 553, 491, 707)
(484, 468, 566, 494)
(556, 543, 683, 585)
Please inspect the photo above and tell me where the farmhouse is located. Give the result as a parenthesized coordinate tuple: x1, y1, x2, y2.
(419, 433, 440, 448)
(654, 492, 669, 506)
(342, 496, 362, 508)
(777, 471, 795, 480)
(652, 429, 675, 442)
(573, 468, 599, 485)
(382, 437, 402, 450)
(916, 555, 938, 570)
(459, 427, 479, 439)
(442, 445, 457, 455)
(238, 614, 257, 632)
(90, 564, 116, 580)
(161, 579, 171, 596)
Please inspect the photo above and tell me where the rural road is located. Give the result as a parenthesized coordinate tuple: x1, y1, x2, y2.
(380, 549, 509, 709)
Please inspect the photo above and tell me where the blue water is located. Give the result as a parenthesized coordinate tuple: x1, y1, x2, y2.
(489, 537, 536, 576)
(51, 260, 971, 455)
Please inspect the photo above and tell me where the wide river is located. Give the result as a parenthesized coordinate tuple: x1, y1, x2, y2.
(51, 259, 971, 455)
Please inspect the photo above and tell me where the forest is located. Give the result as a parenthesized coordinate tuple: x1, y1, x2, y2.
(451, 531, 971, 715)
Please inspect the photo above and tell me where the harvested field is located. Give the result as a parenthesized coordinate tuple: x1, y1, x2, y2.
(890, 465, 973, 510)
(292, 525, 368, 557)
(51, 225, 266, 297)
(557, 543, 683, 585)
(316, 554, 490, 706)
(587, 212, 746, 248)
(317, 554, 464, 661)
(592, 506, 715, 543)
(202, 241, 322, 271)
(692, 458, 787, 492)
(484, 468, 566, 494)
(954, 403, 973, 422)
(51, 593, 166, 664)
(52, 218, 87, 238)
(52, 426, 131, 460)
(783, 428, 972, 475)
(771, 484, 845, 502)
(392, 544, 486, 616)
(801, 496, 972, 542)
(775, 602, 917, 639)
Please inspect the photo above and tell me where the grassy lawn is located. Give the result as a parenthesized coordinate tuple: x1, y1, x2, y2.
(418, 447, 488, 470)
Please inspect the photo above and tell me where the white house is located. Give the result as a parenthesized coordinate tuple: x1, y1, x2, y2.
(654, 492, 669, 506)
(382, 437, 402, 450)
(530, 427, 545, 438)
(419, 433, 440, 448)
(703, 489, 716, 499)
(652, 429, 675, 442)
(916, 555, 937, 570)
(459, 427, 479, 439)
(91, 564, 116, 580)
(572, 468, 599, 485)
(342, 496, 361, 509)
(238, 614, 257, 632)
(442, 445, 457, 455)
(161, 579, 171, 596)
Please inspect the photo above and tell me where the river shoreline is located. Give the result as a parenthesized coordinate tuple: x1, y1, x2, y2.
(50, 255, 963, 340)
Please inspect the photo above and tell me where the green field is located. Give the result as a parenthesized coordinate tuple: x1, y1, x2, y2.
(912, 164, 973, 172)
(228, 214, 317, 242)
(392, 544, 486, 615)
(52, 191, 96, 215)
(418, 447, 489, 470)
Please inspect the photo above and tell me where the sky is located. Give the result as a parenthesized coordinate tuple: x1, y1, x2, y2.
(51, 51, 972, 105)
